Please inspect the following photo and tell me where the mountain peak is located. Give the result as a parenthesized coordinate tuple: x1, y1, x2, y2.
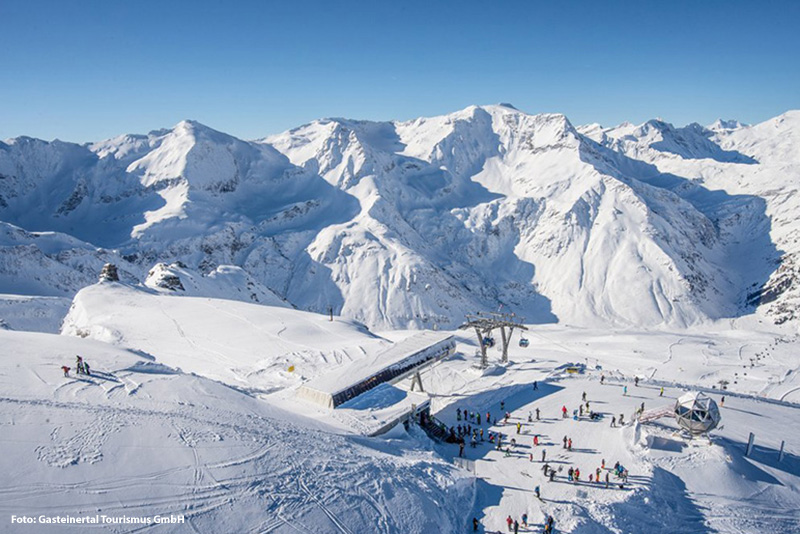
(172, 119, 232, 140)
(708, 118, 747, 132)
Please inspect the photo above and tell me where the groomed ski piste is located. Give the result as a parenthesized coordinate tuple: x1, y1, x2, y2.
(1, 280, 799, 533)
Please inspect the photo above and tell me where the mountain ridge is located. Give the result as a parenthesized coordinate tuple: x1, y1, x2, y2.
(1, 105, 798, 328)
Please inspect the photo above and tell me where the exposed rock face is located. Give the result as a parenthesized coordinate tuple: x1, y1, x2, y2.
(146, 263, 185, 291)
(99, 263, 119, 282)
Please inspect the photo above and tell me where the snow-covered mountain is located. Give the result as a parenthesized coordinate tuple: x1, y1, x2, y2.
(2, 106, 799, 329)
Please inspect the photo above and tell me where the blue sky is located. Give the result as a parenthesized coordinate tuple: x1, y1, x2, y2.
(1, 0, 798, 142)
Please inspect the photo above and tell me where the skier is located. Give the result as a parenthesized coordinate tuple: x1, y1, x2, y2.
(501, 401, 505, 411)
(549, 469, 555, 482)
(533, 434, 539, 446)
(84, 362, 91, 376)
(472, 517, 479, 531)
(582, 391, 587, 402)
(522, 513, 528, 527)
(563, 436, 568, 448)
(579, 405, 583, 417)
(568, 438, 572, 451)
(61, 365, 70, 377)
(596, 467, 601, 481)
(513, 519, 519, 534)
(611, 416, 616, 427)
(561, 405, 567, 418)
(634, 376, 639, 387)
(459, 441, 464, 457)
(660, 386, 664, 397)
(477, 413, 481, 425)
(486, 411, 491, 423)
(600, 374, 605, 385)
(605, 472, 610, 488)
(480, 429, 484, 441)
(457, 408, 462, 421)
(568, 467, 574, 481)
(601, 458, 605, 469)
(721, 396, 725, 407)
(506, 515, 513, 531)
(516, 422, 521, 434)
(533, 381, 538, 391)
(76, 355, 84, 374)
(541, 449, 546, 462)
(640, 402, 645, 414)
(623, 385, 628, 396)
(535, 407, 540, 420)
(619, 413, 625, 425)
(528, 412, 532, 423)
(575, 467, 580, 481)
(534, 485, 540, 499)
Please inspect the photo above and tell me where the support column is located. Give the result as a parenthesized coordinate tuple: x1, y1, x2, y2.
(500, 326, 508, 363)
(474, 327, 487, 368)
(411, 371, 424, 392)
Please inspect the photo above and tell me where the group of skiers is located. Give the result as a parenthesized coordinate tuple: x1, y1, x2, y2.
(457, 407, 487, 425)
(471, 514, 540, 534)
(60, 355, 91, 377)
(454, 399, 539, 458)
(453, 373, 657, 532)
(473, 512, 552, 534)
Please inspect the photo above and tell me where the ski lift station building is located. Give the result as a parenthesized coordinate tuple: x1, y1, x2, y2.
(296, 331, 456, 409)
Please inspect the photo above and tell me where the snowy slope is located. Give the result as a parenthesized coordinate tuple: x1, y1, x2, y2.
(267, 105, 753, 327)
(61, 281, 388, 394)
(144, 261, 288, 307)
(589, 111, 800, 324)
(0, 294, 70, 333)
(0, 328, 472, 533)
(3, 260, 800, 533)
(0, 221, 141, 297)
(418, 334, 800, 534)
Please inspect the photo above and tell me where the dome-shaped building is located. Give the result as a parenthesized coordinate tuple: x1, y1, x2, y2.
(674, 392, 721, 435)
